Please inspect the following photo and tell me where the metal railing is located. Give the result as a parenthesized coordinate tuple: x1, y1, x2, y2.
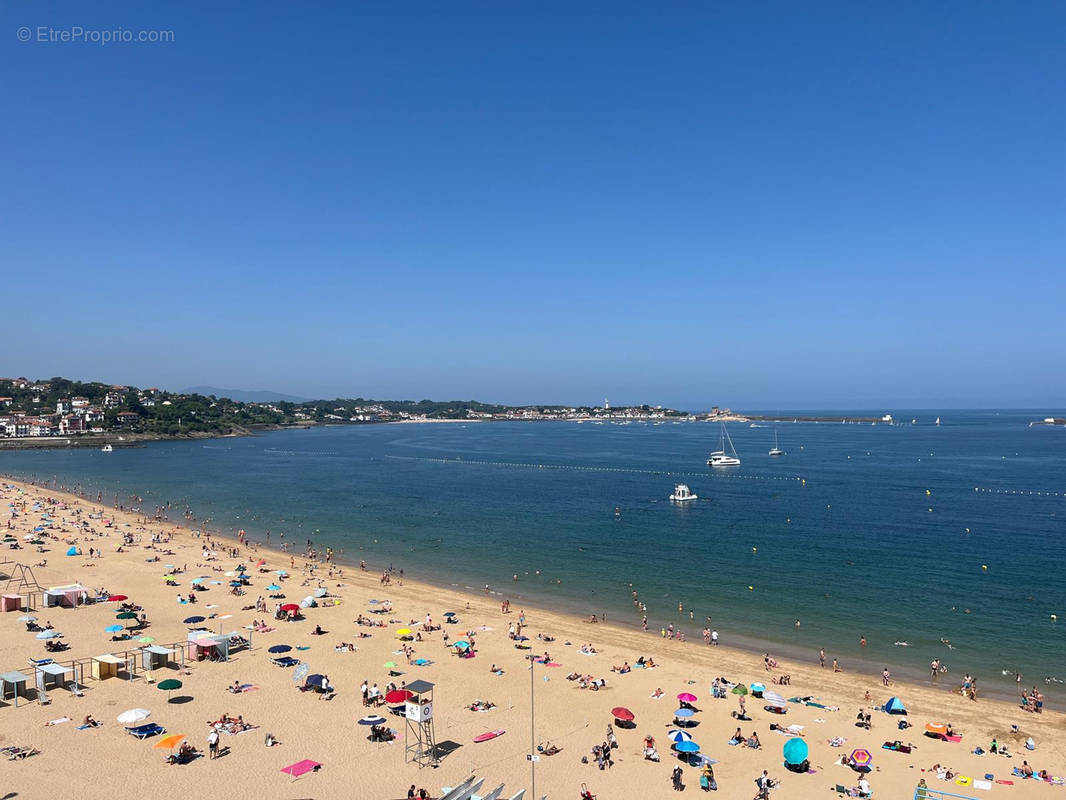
(914, 786, 979, 800)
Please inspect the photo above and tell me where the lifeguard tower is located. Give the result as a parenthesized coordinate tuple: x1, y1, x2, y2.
(403, 679, 439, 767)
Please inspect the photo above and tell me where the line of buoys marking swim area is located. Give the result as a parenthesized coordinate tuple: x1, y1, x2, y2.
(973, 487, 1065, 497)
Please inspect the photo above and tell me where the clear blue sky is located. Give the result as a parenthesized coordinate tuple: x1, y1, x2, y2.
(2, 2, 1063, 409)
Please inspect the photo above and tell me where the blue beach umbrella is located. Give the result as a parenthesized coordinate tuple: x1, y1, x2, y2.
(783, 737, 808, 765)
(453, 641, 470, 649)
(443, 612, 456, 617)
(675, 741, 700, 754)
(305, 673, 326, 687)
(36, 630, 61, 639)
(190, 577, 204, 584)
(268, 645, 292, 654)
(266, 584, 281, 591)
(229, 580, 242, 587)
(105, 624, 123, 633)
(66, 546, 78, 556)
(673, 708, 695, 718)
(884, 696, 907, 714)
(666, 729, 693, 743)
(358, 715, 386, 726)
(183, 616, 205, 624)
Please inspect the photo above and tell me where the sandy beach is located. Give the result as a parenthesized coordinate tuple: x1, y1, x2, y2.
(1, 477, 1063, 799)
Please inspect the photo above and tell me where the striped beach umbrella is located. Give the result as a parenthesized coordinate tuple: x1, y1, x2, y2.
(666, 729, 692, 743)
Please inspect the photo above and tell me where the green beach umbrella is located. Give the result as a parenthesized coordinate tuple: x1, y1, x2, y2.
(383, 661, 397, 668)
(731, 684, 748, 696)
(138, 636, 155, 643)
(157, 678, 182, 701)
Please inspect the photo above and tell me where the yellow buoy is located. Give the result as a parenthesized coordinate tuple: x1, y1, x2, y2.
(926, 489, 931, 496)
(748, 586, 754, 591)
(752, 547, 757, 553)
(982, 565, 988, 571)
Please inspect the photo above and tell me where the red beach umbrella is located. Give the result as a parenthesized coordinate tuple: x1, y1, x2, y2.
(108, 595, 128, 602)
(385, 689, 413, 704)
(280, 603, 300, 612)
(611, 707, 634, 721)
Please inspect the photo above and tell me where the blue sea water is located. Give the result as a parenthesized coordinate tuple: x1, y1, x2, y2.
(2, 411, 1064, 702)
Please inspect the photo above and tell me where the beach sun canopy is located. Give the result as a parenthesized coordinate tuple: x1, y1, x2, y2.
(673, 708, 695, 718)
(611, 707, 634, 721)
(783, 737, 808, 764)
(268, 645, 292, 654)
(385, 690, 413, 704)
(884, 696, 907, 714)
(849, 749, 873, 768)
(358, 715, 386, 725)
(154, 733, 186, 749)
(675, 741, 700, 753)
(925, 722, 947, 735)
(677, 693, 697, 703)
(183, 616, 205, 624)
(157, 679, 182, 691)
(666, 729, 692, 743)
(731, 685, 748, 695)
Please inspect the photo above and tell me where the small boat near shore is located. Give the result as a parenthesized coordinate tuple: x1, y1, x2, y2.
(669, 484, 697, 502)
(100, 444, 113, 453)
(769, 427, 784, 457)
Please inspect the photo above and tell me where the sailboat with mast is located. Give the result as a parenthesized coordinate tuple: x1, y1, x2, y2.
(769, 427, 784, 457)
(707, 423, 741, 467)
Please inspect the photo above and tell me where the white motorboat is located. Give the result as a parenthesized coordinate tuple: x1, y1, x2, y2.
(100, 444, 113, 453)
(669, 483, 698, 502)
(769, 427, 784, 457)
(707, 424, 741, 466)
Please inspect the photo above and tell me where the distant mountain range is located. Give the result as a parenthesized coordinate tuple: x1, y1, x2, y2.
(181, 386, 313, 403)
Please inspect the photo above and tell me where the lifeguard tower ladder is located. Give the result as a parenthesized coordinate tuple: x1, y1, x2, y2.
(404, 679, 439, 768)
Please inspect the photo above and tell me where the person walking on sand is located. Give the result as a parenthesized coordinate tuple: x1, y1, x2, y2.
(671, 764, 684, 791)
(207, 726, 220, 759)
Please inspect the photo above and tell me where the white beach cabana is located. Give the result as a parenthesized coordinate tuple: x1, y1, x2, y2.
(0, 670, 29, 707)
(90, 654, 126, 681)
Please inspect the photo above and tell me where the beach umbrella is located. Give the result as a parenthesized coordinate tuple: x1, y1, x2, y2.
(116, 612, 137, 620)
(107, 594, 128, 602)
(305, 674, 326, 687)
(229, 580, 243, 587)
(925, 722, 947, 736)
(385, 690, 413, 704)
(16, 615, 36, 623)
(30, 539, 44, 545)
(210, 580, 223, 585)
(783, 737, 808, 765)
(224, 571, 236, 577)
(731, 684, 748, 696)
(117, 708, 151, 725)
(256, 559, 265, 567)
(280, 603, 299, 612)
(395, 628, 412, 637)
(105, 624, 124, 633)
(314, 588, 327, 598)
(190, 577, 204, 584)
(666, 729, 692, 744)
(268, 645, 292, 654)
(675, 741, 700, 754)
(36, 630, 61, 639)
(764, 691, 788, 709)
(153, 733, 186, 750)
(157, 678, 182, 701)
(138, 636, 155, 643)
(750, 683, 765, 693)
(358, 715, 386, 726)
(673, 708, 695, 718)
(293, 663, 309, 682)
(611, 707, 634, 722)
(443, 611, 456, 617)
(677, 693, 698, 703)
(453, 640, 470, 650)
(183, 616, 205, 624)
(383, 661, 398, 669)
(236, 564, 247, 572)
(266, 584, 281, 591)
(848, 749, 873, 771)
(275, 570, 287, 576)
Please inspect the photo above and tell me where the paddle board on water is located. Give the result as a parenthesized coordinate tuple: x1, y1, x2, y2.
(474, 729, 506, 743)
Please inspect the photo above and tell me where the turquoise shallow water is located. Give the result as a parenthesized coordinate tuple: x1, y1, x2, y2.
(2, 411, 1064, 703)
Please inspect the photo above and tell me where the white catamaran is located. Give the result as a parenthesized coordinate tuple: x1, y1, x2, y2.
(769, 427, 784, 457)
(707, 424, 741, 467)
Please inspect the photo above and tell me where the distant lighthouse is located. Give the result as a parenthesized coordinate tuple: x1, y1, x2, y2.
(604, 397, 610, 410)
